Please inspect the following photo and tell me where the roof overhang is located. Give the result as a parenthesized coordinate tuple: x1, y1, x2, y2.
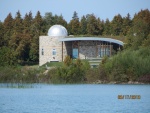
(59, 37, 124, 46)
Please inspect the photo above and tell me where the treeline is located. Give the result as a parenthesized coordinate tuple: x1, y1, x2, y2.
(0, 9, 149, 65)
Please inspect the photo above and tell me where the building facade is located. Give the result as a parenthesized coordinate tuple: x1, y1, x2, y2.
(39, 25, 123, 66)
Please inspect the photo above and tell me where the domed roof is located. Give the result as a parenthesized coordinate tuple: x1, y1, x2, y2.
(48, 25, 68, 37)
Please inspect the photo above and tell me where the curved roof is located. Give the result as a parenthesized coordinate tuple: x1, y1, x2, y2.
(48, 25, 68, 37)
(59, 37, 124, 45)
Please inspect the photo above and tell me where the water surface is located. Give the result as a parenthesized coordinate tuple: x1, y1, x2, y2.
(0, 84, 150, 113)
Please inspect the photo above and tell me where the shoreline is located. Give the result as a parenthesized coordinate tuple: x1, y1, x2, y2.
(91, 80, 149, 85)
(0, 81, 149, 85)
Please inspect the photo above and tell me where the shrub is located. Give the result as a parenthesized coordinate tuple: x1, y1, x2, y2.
(104, 47, 150, 82)
(64, 55, 72, 66)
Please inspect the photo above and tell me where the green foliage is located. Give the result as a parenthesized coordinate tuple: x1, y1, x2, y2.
(86, 14, 101, 35)
(49, 59, 88, 84)
(85, 68, 99, 83)
(64, 55, 72, 66)
(125, 9, 150, 50)
(103, 18, 111, 36)
(0, 66, 41, 83)
(111, 14, 123, 36)
(68, 11, 80, 35)
(80, 16, 87, 35)
(104, 47, 150, 82)
(122, 13, 132, 36)
(0, 47, 17, 66)
(2, 13, 14, 46)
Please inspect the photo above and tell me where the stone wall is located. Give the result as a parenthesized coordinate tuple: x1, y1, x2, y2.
(39, 36, 64, 66)
(79, 41, 97, 59)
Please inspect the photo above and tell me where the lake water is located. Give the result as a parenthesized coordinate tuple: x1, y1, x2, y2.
(0, 84, 150, 113)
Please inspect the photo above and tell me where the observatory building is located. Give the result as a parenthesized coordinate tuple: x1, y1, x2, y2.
(39, 25, 123, 66)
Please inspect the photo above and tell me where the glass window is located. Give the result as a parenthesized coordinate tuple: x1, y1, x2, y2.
(52, 49, 56, 55)
(106, 47, 110, 57)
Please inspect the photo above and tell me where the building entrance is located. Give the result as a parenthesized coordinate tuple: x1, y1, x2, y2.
(72, 48, 78, 59)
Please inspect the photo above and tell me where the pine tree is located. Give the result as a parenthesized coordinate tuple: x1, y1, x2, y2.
(29, 11, 43, 62)
(68, 11, 80, 35)
(13, 11, 23, 33)
(111, 14, 123, 36)
(21, 12, 33, 61)
(0, 21, 4, 47)
(80, 16, 87, 35)
(97, 18, 104, 35)
(3, 13, 14, 46)
(72, 11, 79, 20)
(8, 11, 24, 63)
(86, 14, 99, 35)
(23, 12, 33, 34)
(122, 13, 132, 36)
(43, 12, 54, 32)
(103, 18, 111, 36)
(55, 14, 68, 28)
(126, 9, 150, 49)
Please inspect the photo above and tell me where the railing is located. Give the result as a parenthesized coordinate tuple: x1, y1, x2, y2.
(86, 57, 102, 68)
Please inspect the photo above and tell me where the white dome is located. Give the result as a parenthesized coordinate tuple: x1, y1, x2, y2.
(48, 25, 68, 37)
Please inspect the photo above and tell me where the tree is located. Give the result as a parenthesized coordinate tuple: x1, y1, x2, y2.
(8, 11, 24, 63)
(122, 13, 132, 36)
(133, 9, 150, 35)
(126, 19, 149, 49)
(103, 18, 111, 36)
(0, 46, 17, 66)
(97, 18, 104, 35)
(68, 11, 80, 35)
(23, 12, 33, 34)
(29, 11, 43, 62)
(125, 9, 150, 49)
(43, 12, 54, 32)
(111, 14, 123, 36)
(55, 14, 67, 28)
(86, 14, 99, 35)
(72, 11, 79, 20)
(80, 16, 87, 35)
(3, 13, 14, 46)
(0, 21, 4, 47)
(13, 11, 23, 33)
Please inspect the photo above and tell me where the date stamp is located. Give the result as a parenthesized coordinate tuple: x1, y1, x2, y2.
(118, 95, 141, 99)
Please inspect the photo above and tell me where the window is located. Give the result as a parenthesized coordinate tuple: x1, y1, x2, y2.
(52, 49, 56, 55)
(105, 47, 110, 57)
(99, 45, 110, 57)
(42, 49, 44, 55)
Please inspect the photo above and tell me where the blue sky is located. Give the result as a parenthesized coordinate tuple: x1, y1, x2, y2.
(0, 0, 150, 23)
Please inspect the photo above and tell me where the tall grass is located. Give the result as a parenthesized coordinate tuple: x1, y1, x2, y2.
(0, 66, 45, 83)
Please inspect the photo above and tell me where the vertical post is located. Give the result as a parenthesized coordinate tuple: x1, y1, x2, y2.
(105, 43, 106, 56)
(72, 41, 73, 59)
(96, 41, 98, 58)
(110, 42, 111, 57)
(62, 42, 63, 62)
(100, 43, 102, 57)
(78, 41, 79, 58)
(102, 42, 104, 57)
